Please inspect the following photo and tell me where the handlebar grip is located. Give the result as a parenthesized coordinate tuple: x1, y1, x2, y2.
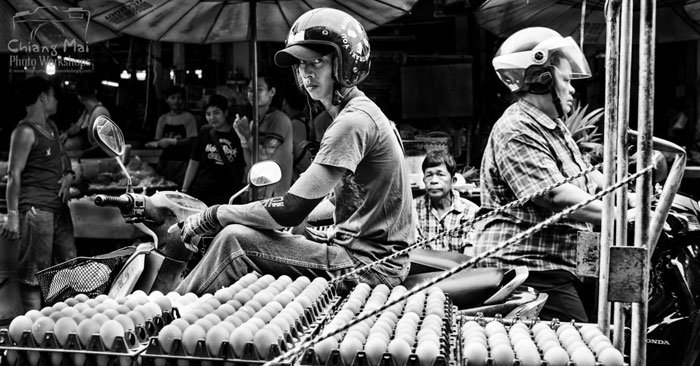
(94, 194, 133, 209)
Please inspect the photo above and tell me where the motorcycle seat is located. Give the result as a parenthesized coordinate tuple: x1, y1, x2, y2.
(404, 248, 529, 309)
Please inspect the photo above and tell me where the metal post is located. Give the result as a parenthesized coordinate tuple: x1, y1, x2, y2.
(632, 0, 656, 364)
(599, 0, 622, 335)
(250, 0, 259, 165)
(613, 0, 633, 351)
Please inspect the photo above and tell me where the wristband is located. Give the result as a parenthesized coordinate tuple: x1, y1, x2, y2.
(7, 210, 18, 216)
(63, 170, 76, 180)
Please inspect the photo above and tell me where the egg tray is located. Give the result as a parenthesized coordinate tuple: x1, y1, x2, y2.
(0, 311, 177, 366)
(297, 293, 460, 366)
(139, 284, 342, 366)
(458, 315, 628, 366)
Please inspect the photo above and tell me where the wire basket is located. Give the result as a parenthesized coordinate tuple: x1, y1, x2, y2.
(36, 246, 135, 305)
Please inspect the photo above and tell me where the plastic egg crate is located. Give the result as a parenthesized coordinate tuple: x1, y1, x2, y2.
(140, 273, 341, 365)
(460, 316, 626, 366)
(0, 291, 177, 366)
(298, 284, 458, 366)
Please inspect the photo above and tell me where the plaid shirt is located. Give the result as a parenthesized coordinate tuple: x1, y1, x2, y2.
(414, 190, 480, 253)
(474, 100, 597, 272)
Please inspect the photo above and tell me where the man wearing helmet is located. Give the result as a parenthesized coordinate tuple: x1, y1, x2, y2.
(171, 8, 415, 295)
(475, 27, 607, 322)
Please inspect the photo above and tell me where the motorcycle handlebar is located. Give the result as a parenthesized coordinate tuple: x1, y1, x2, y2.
(94, 194, 133, 210)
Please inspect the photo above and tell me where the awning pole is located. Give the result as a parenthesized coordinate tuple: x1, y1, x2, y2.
(613, 0, 633, 351)
(599, 0, 622, 336)
(631, 0, 656, 364)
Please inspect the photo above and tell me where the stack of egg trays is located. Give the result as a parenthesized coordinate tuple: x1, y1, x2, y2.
(140, 283, 342, 366)
(458, 313, 621, 366)
(0, 310, 176, 366)
(298, 291, 459, 366)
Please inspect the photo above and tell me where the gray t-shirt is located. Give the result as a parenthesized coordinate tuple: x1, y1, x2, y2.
(315, 89, 415, 280)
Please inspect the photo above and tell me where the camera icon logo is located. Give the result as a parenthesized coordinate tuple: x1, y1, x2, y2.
(13, 6, 91, 44)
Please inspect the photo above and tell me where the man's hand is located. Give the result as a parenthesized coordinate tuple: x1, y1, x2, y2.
(233, 114, 251, 141)
(169, 205, 223, 249)
(145, 141, 159, 148)
(58, 174, 73, 203)
(1, 212, 20, 240)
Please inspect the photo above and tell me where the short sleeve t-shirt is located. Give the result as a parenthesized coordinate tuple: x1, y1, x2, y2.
(156, 112, 198, 161)
(189, 127, 245, 203)
(256, 109, 293, 198)
(314, 89, 415, 280)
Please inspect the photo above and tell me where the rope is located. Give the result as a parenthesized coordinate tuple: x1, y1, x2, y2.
(330, 162, 603, 284)
(265, 164, 654, 366)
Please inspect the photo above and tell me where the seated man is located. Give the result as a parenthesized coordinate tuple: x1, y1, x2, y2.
(171, 8, 415, 295)
(413, 150, 479, 254)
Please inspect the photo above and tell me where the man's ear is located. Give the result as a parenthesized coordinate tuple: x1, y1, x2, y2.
(270, 87, 276, 97)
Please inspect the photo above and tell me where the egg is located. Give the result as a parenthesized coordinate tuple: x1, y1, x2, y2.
(181, 324, 207, 355)
(484, 321, 507, 337)
(31, 317, 56, 344)
(516, 344, 541, 366)
(157, 324, 182, 354)
(54, 317, 78, 346)
(195, 318, 215, 333)
(24, 310, 43, 322)
(488, 333, 511, 348)
(462, 320, 483, 331)
(9, 315, 33, 344)
(228, 325, 254, 357)
(597, 347, 624, 366)
(206, 324, 231, 357)
(415, 341, 440, 366)
(462, 341, 488, 366)
(543, 346, 569, 366)
(99, 320, 125, 350)
(491, 343, 516, 366)
(570, 347, 596, 366)
(74, 294, 90, 302)
(531, 322, 551, 336)
(313, 337, 339, 364)
(364, 337, 388, 366)
(76, 318, 100, 347)
(387, 338, 411, 366)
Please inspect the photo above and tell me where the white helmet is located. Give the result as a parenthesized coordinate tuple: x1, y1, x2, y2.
(493, 27, 591, 93)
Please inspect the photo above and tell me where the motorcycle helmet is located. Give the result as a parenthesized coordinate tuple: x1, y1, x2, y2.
(275, 8, 371, 90)
(493, 27, 591, 93)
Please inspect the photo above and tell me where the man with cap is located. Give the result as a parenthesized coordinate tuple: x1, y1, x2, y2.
(171, 8, 415, 295)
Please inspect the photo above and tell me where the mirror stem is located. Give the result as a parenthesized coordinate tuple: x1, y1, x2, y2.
(116, 157, 134, 193)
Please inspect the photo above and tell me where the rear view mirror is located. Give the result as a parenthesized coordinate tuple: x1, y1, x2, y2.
(91, 115, 125, 158)
(249, 160, 282, 187)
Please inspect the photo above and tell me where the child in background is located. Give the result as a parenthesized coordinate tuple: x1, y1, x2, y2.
(146, 86, 198, 186)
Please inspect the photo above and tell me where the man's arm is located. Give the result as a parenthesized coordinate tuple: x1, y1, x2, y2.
(532, 183, 603, 224)
(216, 162, 344, 228)
(2, 127, 34, 238)
(173, 163, 345, 243)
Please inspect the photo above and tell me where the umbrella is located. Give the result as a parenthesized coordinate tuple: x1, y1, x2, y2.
(476, 0, 700, 44)
(83, 0, 419, 162)
(1, 0, 119, 53)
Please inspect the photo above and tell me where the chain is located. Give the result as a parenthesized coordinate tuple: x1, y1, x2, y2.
(330, 162, 603, 284)
(266, 164, 652, 366)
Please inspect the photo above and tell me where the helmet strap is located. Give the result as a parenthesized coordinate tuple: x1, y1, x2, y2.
(332, 83, 343, 106)
(550, 86, 565, 119)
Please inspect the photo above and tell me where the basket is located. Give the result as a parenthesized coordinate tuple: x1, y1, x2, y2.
(36, 246, 135, 305)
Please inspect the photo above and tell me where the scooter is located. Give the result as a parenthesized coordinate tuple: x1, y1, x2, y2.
(88, 116, 284, 298)
(83, 115, 547, 318)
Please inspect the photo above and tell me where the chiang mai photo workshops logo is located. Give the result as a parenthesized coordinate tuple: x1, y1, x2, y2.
(8, 5, 94, 74)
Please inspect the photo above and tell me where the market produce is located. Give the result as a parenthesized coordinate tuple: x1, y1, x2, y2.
(461, 318, 623, 366)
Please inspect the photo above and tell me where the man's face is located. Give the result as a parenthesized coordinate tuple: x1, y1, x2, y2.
(206, 106, 227, 129)
(167, 93, 184, 111)
(423, 163, 455, 200)
(43, 87, 58, 115)
(297, 54, 334, 102)
(553, 59, 575, 116)
(248, 77, 275, 108)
